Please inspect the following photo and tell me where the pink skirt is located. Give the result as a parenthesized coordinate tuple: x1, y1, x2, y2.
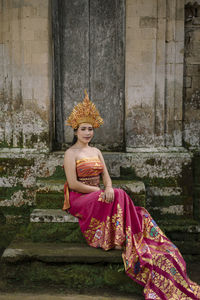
(67, 188, 200, 300)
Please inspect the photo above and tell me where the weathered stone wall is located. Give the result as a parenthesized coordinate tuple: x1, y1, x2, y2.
(184, 1, 200, 148)
(125, 0, 185, 148)
(0, 149, 194, 222)
(0, 0, 52, 150)
(0, 1, 199, 223)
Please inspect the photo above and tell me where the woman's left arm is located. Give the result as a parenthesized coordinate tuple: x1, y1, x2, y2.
(97, 150, 114, 202)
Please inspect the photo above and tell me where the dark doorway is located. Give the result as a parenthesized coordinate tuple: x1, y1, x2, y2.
(52, 0, 125, 151)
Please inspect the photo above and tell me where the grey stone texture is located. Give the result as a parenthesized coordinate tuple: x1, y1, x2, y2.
(0, 1, 199, 225)
(184, 1, 200, 148)
(1, 242, 122, 264)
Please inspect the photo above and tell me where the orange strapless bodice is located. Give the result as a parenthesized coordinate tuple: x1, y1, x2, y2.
(76, 157, 103, 186)
(63, 157, 104, 211)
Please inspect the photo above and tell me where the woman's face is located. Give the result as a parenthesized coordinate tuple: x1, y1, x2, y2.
(76, 123, 94, 144)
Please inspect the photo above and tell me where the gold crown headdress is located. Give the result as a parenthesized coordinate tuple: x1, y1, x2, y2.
(66, 90, 104, 129)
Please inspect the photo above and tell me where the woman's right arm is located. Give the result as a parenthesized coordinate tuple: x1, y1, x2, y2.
(64, 150, 100, 193)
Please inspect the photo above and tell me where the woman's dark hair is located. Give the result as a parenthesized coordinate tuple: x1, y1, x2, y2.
(71, 128, 78, 145)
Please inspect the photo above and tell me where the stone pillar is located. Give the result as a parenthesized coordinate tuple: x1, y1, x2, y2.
(125, 0, 185, 149)
(0, 0, 52, 150)
(183, 1, 200, 148)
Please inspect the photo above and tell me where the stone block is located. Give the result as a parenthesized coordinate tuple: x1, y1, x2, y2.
(22, 87, 33, 100)
(192, 76, 200, 89)
(166, 41, 176, 64)
(157, 0, 166, 18)
(140, 27, 157, 40)
(31, 41, 49, 53)
(126, 2, 139, 18)
(22, 6, 37, 18)
(166, 0, 176, 20)
(22, 18, 48, 31)
(21, 29, 34, 41)
(30, 209, 78, 223)
(34, 30, 48, 41)
(1, 242, 122, 264)
(192, 17, 200, 25)
(137, 0, 157, 17)
(126, 16, 139, 30)
(176, 0, 184, 21)
(11, 7, 20, 20)
(176, 20, 184, 42)
(185, 64, 196, 78)
(184, 76, 192, 88)
(139, 16, 157, 28)
(31, 53, 48, 64)
(193, 30, 200, 41)
(166, 19, 175, 42)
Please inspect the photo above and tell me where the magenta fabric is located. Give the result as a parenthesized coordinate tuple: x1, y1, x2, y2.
(65, 158, 200, 299)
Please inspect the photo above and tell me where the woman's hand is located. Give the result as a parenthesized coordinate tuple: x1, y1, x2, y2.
(103, 186, 114, 203)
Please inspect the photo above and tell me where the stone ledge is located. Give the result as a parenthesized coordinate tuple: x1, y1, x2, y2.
(30, 209, 78, 223)
(36, 179, 145, 195)
(1, 242, 122, 263)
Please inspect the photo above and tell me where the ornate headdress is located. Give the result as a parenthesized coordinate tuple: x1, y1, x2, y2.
(66, 90, 104, 129)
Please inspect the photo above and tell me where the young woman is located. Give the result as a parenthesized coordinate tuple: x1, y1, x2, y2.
(63, 91, 200, 300)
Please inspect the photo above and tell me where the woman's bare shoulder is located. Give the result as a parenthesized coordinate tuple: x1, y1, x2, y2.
(90, 146, 101, 155)
(64, 148, 76, 159)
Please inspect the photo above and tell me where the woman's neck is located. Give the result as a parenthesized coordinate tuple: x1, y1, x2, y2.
(73, 141, 90, 149)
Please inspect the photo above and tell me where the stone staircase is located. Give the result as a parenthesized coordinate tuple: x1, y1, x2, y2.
(0, 179, 146, 296)
(1, 176, 200, 294)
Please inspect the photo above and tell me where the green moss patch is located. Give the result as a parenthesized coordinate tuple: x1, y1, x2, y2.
(36, 192, 63, 209)
(1, 261, 142, 296)
(38, 166, 66, 181)
(143, 177, 179, 187)
(0, 158, 34, 177)
(148, 195, 183, 208)
(119, 167, 138, 180)
(0, 186, 25, 201)
(0, 223, 22, 256)
(15, 223, 85, 244)
(0, 205, 32, 217)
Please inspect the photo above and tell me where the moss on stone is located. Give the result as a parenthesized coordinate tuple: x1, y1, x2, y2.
(0, 140, 12, 148)
(0, 157, 34, 177)
(37, 166, 66, 181)
(0, 186, 24, 200)
(15, 222, 85, 244)
(149, 210, 191, 221)
(17, 132, 24, 148)
(25, 134, 38, 148)
(145, 158, 163, 166)
(1, 261, 142, 296)
(119, 166, 138, 180)
(0, 205, 32, 217)
(143, 176, 179, 187)
(39, 131, 49, 146)
(149, 195, 183, 207)
(0, 223, 21, 255)
(36, 192, 63, 209)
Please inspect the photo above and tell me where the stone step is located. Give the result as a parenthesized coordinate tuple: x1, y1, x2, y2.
(36, 179, 145, 194)
(30, 209, 78, 223)
(2, 240, 200, 266)
(1, 242, 122, 264)
(35, 179, 146, 209)
(30, 209, 200, 232)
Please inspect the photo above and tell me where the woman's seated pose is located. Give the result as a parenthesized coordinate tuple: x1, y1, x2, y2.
(63, 91, 200, 300)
